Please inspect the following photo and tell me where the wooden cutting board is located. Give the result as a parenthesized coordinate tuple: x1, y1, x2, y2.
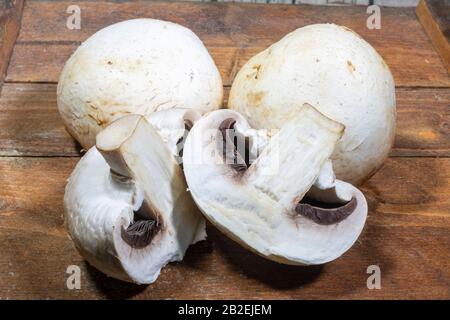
(0, 0, 449, 299)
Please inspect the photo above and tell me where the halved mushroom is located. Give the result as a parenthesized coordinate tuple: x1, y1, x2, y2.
(64, 110, 204, 284)
(183, 104, 367, 265)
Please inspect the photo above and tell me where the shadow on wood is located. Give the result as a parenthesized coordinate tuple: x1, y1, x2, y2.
(85, 262, 148, 299)
(207, 223, 324, 290)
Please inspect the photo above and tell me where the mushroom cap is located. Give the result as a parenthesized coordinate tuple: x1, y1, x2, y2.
(183, 107, 367, 265)
(57, 18, 223, 149)
(228, 24, 396, 185)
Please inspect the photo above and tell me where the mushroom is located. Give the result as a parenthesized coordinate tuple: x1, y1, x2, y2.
(183, 104, 367, 265)
(146, 108, 200, 165)
(228, 23, 396, 185)
(57, 18, 223, 149)
(64, 110, 205, 284)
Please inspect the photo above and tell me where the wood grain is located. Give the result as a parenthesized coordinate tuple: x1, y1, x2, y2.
(0, 0, 23, 89)
(0, 0, 449, 300)
(5, 1, 450, 87)
(0, 83, 449, 157)
(0, 156, 448, 299)
(15, 1, 426, 43)
(0, 83, 80, 157)
(416, 0, 450, 73)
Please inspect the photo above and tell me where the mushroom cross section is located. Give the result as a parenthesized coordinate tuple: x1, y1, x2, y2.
(183, 105, 367, 265)
(64, 110, 204, 284)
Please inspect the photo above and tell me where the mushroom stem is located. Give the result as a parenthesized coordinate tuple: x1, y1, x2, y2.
(245, 104, 345, 210)
(96, 115, 160, 230)
(96, 114, 142, 178)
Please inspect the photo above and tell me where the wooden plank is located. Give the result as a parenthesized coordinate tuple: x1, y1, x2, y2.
(393, 87, 450, 157)
(0, 156, 448, 299)
(0, 0, 23, 89)
(0, 83, 80, 157)
(1, 83, 449, 157)
(14, 1, 430, 44)
(5, 1, 450, 87)
(416, 0, 450, 73)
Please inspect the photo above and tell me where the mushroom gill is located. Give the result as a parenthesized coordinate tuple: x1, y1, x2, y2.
(296, 197, 357, 225)
(218, 118, 250, 174)
(121, 202, 162, 249)
(176, 119, 195, 165)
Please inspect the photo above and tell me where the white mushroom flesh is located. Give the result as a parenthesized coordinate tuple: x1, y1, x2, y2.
(183, 105, 367, 265)
(65, 113, 204, 284)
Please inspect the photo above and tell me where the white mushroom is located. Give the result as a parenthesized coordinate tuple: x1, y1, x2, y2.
(57, 18, 223, 149)
(146, 108, 200, 164)
(64, 111, 205, 284)
(228, 23, 396, 185)
(183, 104, 367, 265)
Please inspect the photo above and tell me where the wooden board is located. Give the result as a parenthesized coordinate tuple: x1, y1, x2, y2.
(0, 0, 23, 88)
(0, 0, 449, 300)
(0, 156, 449, 299)
(416, 0, 450, 73)
(6, 1, 450, 87)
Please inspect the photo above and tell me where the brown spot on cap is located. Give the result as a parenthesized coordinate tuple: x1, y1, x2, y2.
(246, 91, 266, 106)
(347, 60, 356, 73)
(246, 64, 262, 80)
(87, 113, 106, 126)
(252, 64, 261, 79)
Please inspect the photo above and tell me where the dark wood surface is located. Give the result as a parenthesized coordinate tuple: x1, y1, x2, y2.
(0, 0, 449, 299)
(416, 0, 450, 73)
(7, 1, 450, 87)
(0, 0, 23, 89)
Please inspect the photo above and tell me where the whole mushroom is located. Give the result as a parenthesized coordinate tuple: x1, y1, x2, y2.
(228, 24, 396, 185)
(58, 18, 223, 149)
